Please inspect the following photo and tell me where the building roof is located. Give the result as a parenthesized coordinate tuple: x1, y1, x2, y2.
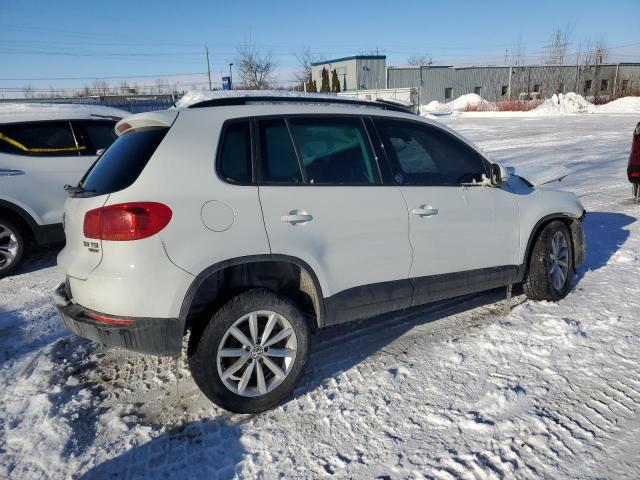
(311, 55, 386, 67)
(388, 62, 640, 70)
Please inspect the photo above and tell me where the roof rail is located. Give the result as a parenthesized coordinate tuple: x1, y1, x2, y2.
(186, 95, 413, 114)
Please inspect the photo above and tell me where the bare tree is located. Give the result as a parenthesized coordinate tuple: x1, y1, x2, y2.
(294, 47, 324, 90)
(236, 42, 278, 90)
(91, 80, 110, 96)
(543, 28, 573, 96)
(580, 38, 609, 101)
(407, 54, 432, 67)
(582, 38, 608, 66)
(155, 78, 170, 94)
(23, 85, 35, 98)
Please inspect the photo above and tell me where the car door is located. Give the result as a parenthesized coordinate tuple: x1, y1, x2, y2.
(256, 115, 413, 325)
(0, 120, 97, 225)
(373, 117, 520, 306)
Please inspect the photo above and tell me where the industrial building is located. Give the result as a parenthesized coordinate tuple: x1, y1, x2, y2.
(311, 55, 640, 104)
(311, 55, 387, 92)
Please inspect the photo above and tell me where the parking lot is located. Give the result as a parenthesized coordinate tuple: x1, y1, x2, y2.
(2, 113, 640, 479)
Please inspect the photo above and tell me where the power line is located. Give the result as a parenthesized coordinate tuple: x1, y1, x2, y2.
(0, 72, 207, 81)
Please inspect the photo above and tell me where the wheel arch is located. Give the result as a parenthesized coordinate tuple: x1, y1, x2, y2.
(180, 254, 326, 333)
(0, 199, 39, 243)
(516, 212, 585, 282)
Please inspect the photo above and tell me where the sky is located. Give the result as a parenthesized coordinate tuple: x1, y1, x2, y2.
(0, 0, 639, 97)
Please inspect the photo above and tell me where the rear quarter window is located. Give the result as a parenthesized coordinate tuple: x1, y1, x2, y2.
(217, 121, 252, 184)
(80, 128, 168, 195)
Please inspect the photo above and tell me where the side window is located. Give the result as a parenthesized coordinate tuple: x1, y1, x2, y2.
(288, 117, 379, 185)
(375, 118, 488, 185)
(259, 118, 302, 183)
(0, 121, 81, 157)
(72, 121, 118, 156)
(218, 121, 252, 184)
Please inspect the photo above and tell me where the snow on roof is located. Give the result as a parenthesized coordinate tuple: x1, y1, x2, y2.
(174, 90, 346, 109)
(0, 103, 129, 124)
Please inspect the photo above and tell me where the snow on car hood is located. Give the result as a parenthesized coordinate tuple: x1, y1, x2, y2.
(506, 164, 571, 187)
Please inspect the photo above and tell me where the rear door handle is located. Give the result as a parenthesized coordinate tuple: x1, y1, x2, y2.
(0, 169, 25, 177)
(281, 211, 313, 224)
(411, 205, 439, 217)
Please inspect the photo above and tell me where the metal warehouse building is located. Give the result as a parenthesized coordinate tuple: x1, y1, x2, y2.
(311, 55, 640, 104)
(311, 55, 387, 91)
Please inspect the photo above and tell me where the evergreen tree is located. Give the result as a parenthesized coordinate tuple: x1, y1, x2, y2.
(320, 67, 330, 93)
(331, 69, 341, 93)
(306, 76, 317, 92)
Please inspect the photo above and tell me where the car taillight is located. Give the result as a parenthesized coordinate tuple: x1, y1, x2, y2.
(630, 124, 640, 168)
(83, 202, 172, 241)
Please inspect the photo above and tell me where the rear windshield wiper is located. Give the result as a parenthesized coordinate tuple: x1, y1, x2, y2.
(64, 184, 96, 195)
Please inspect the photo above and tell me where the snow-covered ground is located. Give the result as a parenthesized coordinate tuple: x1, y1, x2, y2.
(1, 113, 639, 479)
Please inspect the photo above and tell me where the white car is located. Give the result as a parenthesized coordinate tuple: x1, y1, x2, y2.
(0, 103, 127, 277)
(55, 96, 585, 413)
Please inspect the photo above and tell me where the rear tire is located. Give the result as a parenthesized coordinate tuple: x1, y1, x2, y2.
(0, 218, 26, 279)
(523, 221, 574, 302)
(188, 288, 310, 413)
(633, 181, 639, 201)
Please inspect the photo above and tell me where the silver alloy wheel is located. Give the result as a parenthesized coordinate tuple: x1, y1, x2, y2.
(0, 223, 19, 271)
(549, 230, 569, 292)
(216, 310, 298, 397)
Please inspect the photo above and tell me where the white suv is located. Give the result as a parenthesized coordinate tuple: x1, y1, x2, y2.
(55, 96, 585, 413)
(0, 104, 126, 276)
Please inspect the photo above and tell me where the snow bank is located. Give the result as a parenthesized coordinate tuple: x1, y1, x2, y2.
(175, 90, 338, 108)
(421, 93, 487, 116)
(421, 93, 486, 116)
(597, 96, 640, 113)
(0, 102, 129, 122)
(531, 92, 596, 115)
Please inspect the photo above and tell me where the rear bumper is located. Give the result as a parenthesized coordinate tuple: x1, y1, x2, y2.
(54, 283, 184, 357)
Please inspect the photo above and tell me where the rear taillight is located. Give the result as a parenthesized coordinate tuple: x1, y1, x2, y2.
(83, 202, 172, 241)
(630, 124, 640, 169)
(116, 122, 133, 134)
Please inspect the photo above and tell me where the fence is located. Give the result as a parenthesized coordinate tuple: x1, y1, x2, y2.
(0, 95, 178, 113)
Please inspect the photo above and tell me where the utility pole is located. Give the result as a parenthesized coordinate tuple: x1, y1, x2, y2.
(229, 63, 233, 90)
(205, 45, 212, 91)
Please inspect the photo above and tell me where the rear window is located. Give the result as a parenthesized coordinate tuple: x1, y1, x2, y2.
(80, 128, 168, 195)
(0, 121, 82, 157)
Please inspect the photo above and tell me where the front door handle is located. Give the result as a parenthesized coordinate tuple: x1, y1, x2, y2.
(411, 205, 439, 217)
(0, 169, 25, 177)
(281, 210, 313, 224)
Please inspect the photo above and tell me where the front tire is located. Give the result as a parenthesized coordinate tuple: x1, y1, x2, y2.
(188, 288, 310, 413)
(523, 221, 574, 301)
(0, 218, 26, 279)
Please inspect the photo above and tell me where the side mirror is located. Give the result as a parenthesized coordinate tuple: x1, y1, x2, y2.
(96, 148, 105, 157)
(490, 163, 508, 186)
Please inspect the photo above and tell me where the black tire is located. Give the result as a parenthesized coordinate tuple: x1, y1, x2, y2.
(188, 288, 310, 413)
(0, 217, 26, 279)
(523, 221, 574, 301)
